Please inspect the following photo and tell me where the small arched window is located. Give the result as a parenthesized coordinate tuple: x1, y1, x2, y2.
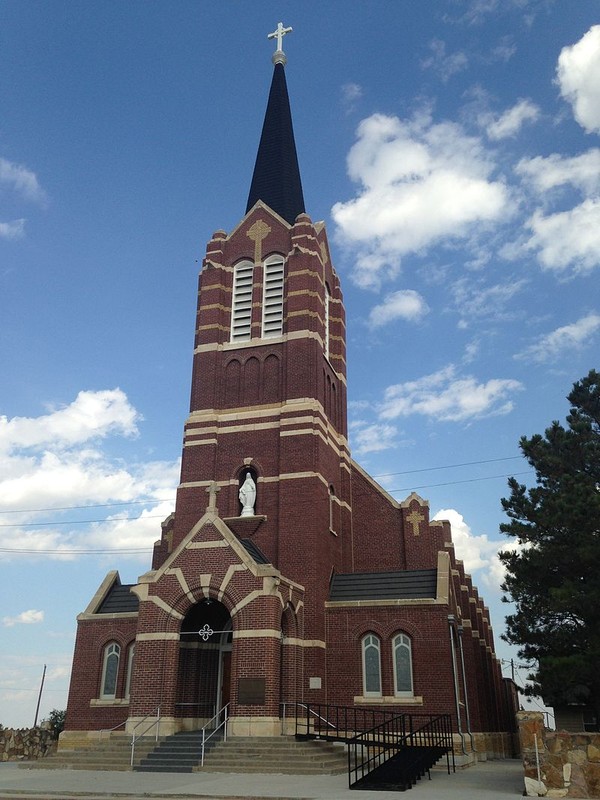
(324, 283, 330, 358)
(329, 485, 335, 533)
(362, 634, 382, 696)
(393, 633, 414, 696)
(124, 643, 135, 700)
(100, 642, 121, 699)
(262, 254, 284, 338)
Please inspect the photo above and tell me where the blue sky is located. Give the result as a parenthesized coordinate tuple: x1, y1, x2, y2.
(1, 1, 599, 728)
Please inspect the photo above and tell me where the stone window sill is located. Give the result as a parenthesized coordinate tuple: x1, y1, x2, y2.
(90, 698, 130, 707)
(354, 695, 423, 706)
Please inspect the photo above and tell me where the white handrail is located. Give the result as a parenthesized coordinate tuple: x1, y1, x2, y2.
(297, 702, 337, 729)
(99, 718, 127, 735)
(200, 703, 229, 767)
(130, 707, 160, 767)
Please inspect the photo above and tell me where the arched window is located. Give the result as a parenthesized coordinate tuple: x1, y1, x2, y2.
(362, 634, 382, 696)
(329, 485, 335, 533)
(262, 255, 284, 338)
(393, 633, 414, 696)
(231, 260, 254, 341)
(100, 642, 121, 699)
(124, 643, 135, 700)
(324, 283, 330, 358)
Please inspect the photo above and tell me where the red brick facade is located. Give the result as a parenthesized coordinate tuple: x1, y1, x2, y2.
(64, 202, 517, 751)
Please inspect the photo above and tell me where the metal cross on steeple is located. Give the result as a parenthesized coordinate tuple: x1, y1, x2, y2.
(268, 22, 292, 58)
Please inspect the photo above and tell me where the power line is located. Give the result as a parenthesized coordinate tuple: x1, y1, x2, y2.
(0, 515, 166, 529)
(0, 546, 149, 554)
(388, 470, 532, 495)
(373, 455, 524, 479)
(0, 471, 535, 531)
(0, 467, 530, 532)
(0, 499, 173, 515)
(0, 455, 526, 518)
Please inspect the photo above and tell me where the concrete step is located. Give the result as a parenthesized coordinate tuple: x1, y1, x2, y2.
(28, 759, 132, 771)
(197, 737, 348, 775)
(29, 737, 157, 771)
(135, 735, 348, 775)
(197, 763, 347, 775)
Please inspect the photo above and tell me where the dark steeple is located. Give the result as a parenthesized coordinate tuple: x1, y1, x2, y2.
(246, 26, 305, 226)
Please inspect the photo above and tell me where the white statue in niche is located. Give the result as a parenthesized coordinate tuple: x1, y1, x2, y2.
(239, 472, 257, 517)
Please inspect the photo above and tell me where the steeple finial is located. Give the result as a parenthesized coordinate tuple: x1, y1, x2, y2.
(268, 22, 292, 65)
(245, 21, 305, 225)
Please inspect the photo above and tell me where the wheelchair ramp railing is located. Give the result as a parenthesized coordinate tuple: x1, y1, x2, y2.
(348, 712, 455, 791)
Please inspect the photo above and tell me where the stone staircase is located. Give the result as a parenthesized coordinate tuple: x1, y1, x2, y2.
(204, 736, 348, 774)
(26, 733, 348, 775)
(25, 733, 157, 771)
(134, 730, 220, 773)
(137, 734, 348, 774)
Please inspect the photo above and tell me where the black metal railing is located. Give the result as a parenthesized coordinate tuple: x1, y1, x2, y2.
(292, 703, 454, 790)
(347, 712, 455, 790)
(294, 702, 402, 743)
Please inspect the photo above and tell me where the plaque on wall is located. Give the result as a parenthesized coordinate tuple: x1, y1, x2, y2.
(238, 677, 266, 705)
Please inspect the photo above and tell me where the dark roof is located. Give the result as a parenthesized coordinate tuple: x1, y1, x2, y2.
(239, 538, 270, 565)
(329, 570, 437, 602)
(246, 62, 305, 225)
(96, 583, 139, 614)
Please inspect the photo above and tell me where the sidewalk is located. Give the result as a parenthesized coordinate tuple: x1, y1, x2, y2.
(0, 759, 524, 800)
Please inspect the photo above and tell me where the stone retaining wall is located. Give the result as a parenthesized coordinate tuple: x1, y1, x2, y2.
(0, 728, 56, 761)
(518, 711, 600, 797)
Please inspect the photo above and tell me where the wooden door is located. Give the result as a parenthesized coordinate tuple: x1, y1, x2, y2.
(221, 650, 232, 710)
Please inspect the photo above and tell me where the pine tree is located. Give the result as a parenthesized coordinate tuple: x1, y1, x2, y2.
(499, 369, 600, 727)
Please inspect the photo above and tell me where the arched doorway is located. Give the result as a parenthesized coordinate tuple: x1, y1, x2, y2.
(176, 598, 232, 727)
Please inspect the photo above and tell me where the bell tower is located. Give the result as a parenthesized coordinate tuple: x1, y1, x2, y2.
(151, 25, 351, 661)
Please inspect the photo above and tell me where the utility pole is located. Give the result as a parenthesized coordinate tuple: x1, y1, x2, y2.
(33, 664, 46, 727)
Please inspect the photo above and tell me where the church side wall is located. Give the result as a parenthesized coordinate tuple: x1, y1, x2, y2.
(65, 616, 137, 732)
(324, 604, 458, 721)
(349, 468, 406, 572)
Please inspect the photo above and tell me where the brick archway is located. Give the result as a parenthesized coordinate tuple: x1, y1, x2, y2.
(176, 598, 232, 727)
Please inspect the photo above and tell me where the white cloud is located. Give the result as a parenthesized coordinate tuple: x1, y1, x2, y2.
(0, 158, 45, 203)
(378, 365, 522, 422)
(515, 312, 600, 363)
(341, 83, 363, 111)
(368, 290, 429, 328)
(0, 389, 179, 561)
(516, 149, 600, 196)
(350, 421, 398, 455)
(451, 276, 527, 324)
(462, 339, 480, 364)
(421, 39, 469, 82)
(0, 389, 140, 452)
(489, 38, 516, 63)
(432, 507, 512, 590)
(462, 0, 500, 24)
(2, 609, 44, 627)
(557, 25, 600, 134)
(524, 199, 600, 275)
(484, 99, 540, 140)
(332, 112, 509, 289)
(0, 219, 25, 240)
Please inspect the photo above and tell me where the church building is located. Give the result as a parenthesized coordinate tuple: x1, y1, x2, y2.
(63, 25, 518, 759)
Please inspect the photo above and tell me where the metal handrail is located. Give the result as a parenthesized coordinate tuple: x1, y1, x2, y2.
(281, 701, 337, 735)
(294, 702, 400, 742)
(200, 703, 229, 767)
(347, 712, 455, 789)
(99, 718, 127, 735)
(130, 707, 160, 767)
